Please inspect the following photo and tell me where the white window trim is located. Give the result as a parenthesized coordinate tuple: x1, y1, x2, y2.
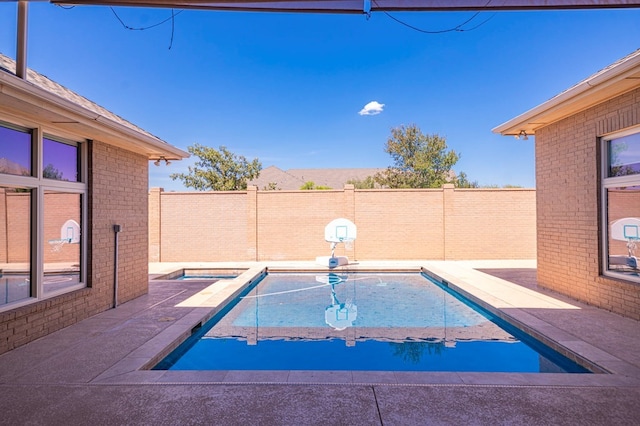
(600, 127, 640, 284)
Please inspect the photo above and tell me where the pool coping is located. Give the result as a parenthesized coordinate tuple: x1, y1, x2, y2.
(91, 260, 640, 387)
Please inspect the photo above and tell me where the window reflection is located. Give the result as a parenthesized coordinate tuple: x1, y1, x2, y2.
(0, 124, 31, 176)
(0, 187, 31, 305)
(609, 133, 640, 177)
(607, 186, 640, 276)
(43, 138, 79, 182)
(43, 191, 81, 294)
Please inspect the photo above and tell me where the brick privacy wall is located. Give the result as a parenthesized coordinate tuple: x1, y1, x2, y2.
(257, 190, 348, 261)
(0, 141, 149, 354)
(445, 187, 537, 259)
(536, 87, 640, 320)
(159, 191, 249, 262)
(355, 189, 445, 260)
(151, 186, 536, 262)
(149, 187, 161, 262)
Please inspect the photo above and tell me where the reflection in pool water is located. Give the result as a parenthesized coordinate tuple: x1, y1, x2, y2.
(1, 273, 80, 305)
(156, 272, 590, 373)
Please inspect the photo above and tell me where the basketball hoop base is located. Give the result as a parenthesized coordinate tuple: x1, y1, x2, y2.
(316, 256, 349, 268)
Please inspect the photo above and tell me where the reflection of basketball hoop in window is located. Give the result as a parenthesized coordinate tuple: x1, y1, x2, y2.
(610, 218, 640, 270)
(48, 219, 80, 252)
(48, 238, 71, 252)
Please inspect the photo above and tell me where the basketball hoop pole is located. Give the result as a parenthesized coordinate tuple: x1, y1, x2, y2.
(330, 241, 338, 258)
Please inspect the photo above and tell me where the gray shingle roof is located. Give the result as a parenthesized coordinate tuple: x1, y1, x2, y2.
(249, 166, 383, 190)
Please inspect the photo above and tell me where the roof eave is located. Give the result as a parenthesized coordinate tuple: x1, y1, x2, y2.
(0, 70, 189, 160)
(492, 50, 640, 137)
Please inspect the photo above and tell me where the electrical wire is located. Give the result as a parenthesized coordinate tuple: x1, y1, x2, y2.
(109, 7, 183, 49)
(373, 0, 496, 34)
(110, 7, 183, 31)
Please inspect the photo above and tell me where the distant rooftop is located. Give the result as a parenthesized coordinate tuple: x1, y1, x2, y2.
(249, 166, 383, 190)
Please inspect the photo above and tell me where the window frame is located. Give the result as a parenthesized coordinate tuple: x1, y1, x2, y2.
(600, 126, 640, 284)
(0, 121, 88, 312)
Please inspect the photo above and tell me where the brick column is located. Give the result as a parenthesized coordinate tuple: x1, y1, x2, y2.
(344, 184, 356, 260)
(442, 183, 455, 260)
(148, 187, 162, 262)
(246, 186, 258, 261)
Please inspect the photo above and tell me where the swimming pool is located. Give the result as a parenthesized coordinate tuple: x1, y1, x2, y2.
(154, 268, 244, 280)
(154, 272, 590, 373)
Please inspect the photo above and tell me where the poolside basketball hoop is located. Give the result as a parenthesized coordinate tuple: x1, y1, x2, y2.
(316, 218, 357, 268)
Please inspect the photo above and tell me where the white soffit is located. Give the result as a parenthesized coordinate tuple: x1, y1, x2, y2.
(493, 49, 640, 137)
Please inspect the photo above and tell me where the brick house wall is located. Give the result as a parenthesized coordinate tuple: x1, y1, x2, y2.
(89, 142, 149, 305)
(150, 186, 537, 262)
(535, 87, 640, 319)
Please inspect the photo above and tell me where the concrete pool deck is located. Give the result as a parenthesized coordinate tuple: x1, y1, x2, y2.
(1, 260, 639, 424)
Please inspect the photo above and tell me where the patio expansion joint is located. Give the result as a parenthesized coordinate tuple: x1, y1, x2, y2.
(51, 381, 639, 390)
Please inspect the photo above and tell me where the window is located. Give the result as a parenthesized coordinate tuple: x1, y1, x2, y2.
(43, 137, 79, 182)
(0, 124, 31, 176)
(0, 187, 31, 305)
(601, 129, 640, 283)
(0, 121, 86, 310)
(43, 191, 82, 295)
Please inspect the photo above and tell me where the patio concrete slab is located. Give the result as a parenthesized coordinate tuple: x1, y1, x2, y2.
(0, 260, 638, 424)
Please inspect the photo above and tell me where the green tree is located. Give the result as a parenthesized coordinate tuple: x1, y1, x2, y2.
(374, 124, 468, 188)
(346, 176, 376, 189)
(610, 141, 635, 177)
(170, 144, 261, 191)
(453, 171, 479, 188)
(43, 164, 65, 180)
(262, 182, 280, 191)
(300, 181, 332, 190)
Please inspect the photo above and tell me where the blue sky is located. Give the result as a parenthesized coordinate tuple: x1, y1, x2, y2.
(1, 3, 639, 191)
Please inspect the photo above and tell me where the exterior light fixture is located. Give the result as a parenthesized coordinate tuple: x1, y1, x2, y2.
(153, 156, 170, 166)
(515, 130, 529, 140)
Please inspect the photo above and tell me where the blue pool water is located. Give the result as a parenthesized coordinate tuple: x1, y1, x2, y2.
(177, 274, 238, 280)
(156, 269, 243, 280)
(155, 272, 590, 373)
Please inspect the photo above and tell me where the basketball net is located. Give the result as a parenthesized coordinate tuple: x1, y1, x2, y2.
(49, 239, 69, 253)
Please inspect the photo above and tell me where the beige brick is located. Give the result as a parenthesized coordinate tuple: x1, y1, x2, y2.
(535, 87, 640, 320)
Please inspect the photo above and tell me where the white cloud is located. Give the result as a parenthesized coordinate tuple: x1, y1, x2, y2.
(358, 101, 385, 116)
